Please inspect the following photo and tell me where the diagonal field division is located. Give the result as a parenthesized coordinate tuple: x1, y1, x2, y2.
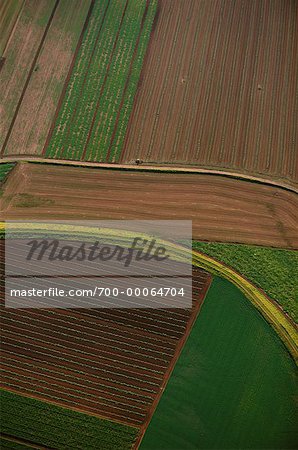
(0, 240, 211, 427)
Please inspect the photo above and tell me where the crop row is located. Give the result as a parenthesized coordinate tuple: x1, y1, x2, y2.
(84, 0, 148, 162)
(45, 0, 110, 158)
(45, 0, 157, 162)
(1, 389, 138, 450)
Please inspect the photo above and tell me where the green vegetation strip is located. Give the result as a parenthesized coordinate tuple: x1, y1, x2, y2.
(141, 277, 298, 450)
(1, 390, 138, 450)
(2, 222, 297, 361)
(0, 163, 15, 182)
(0, 436, 34, 449)
(192, 250, 298, 363)
(193, 241, 298, 321)
(46, 0, 157, 162)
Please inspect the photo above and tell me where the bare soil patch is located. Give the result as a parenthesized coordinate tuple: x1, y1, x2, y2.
(0, 0, 56, 153)
(1, 163, 297, 249)
(122, 0, 298, 183)
(2, 0, 91, 157)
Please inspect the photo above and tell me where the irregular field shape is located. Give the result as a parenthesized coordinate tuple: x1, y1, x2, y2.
(0, 238, 211, 426)
(2, 0, 91, 157)
(140, 277, 298, 450)
(45, 0, 157, 163)
(193, 241, 298, 321)
(122, 0, 298, 183)
(1, 163, 298, 249)
(0, 164, 15, 183)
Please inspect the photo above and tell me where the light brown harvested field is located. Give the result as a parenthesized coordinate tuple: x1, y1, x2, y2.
(2, 0, 91, 155)
(0, 0, 56, 152)
(0, 0, 24, 56)
(122, 0, 298, 183)
(3, 0, 91, 157)
(1, 163, 297, 249)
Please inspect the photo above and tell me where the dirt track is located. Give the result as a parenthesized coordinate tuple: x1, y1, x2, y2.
(1, 163, 297, 249)
(122, 0, 298, 183)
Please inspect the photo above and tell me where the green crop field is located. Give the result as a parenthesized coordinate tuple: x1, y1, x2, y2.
(140, 277, 297, 450)
(45, 0, 157, 163)
(0, 163, 15, 183)
(193, 241, 298, 322)
(1, 390, 138, 450)
(0, 438, 31, 449)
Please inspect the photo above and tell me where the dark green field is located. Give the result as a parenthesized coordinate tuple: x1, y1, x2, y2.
(193, 241, 298, 321)
(1, 390, 138, 450)
(140, 277, 297, 450)
(0, 163, 14, 183)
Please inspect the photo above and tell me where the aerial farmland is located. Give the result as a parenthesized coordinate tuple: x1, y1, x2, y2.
(0, 1, 297, 450)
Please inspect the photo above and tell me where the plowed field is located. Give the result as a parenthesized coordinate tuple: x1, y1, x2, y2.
(0, 239, 211, 427)
(0, 0, 91, 157)
(122, 0, 298, 182)
(1, 163, 297, 249)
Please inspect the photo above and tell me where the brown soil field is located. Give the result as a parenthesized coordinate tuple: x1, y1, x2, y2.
(1, 163, 297, 249)
(122, 0, 298, 183)
(0, 0, 56, 152)
(0, 238, 211, 426)
(0, 0, 91, 157)
(0, 0, 24, 56)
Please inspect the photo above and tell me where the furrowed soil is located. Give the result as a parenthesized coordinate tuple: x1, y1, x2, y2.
(0, 239, 211, 427)
(1, 0, 91, 157)
(0, 0, 56, 153)
(0, 0, 24, 56)
(1, 163, 297, 249)
(2, 0, 91, 157)
(122, 0, 298, 183)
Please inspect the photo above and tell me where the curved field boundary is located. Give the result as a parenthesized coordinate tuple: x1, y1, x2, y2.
(138, 276, 298, 450)
(1, 221, 297, 363)
(192, 250, 298, 364)
(0, 158, 297, 194)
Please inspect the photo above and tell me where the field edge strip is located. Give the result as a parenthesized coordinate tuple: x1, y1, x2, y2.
(192, 250, 298, 364)
(0, 386, 140, 431)
(1, 387, 139, 450)
(1, 221, 297, 363)
(0, 159, 296, 194)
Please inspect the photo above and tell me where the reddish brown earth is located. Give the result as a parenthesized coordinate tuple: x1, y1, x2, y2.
(122, 0, 298, 183)
(1, 163, 297, 249)
(0, 239, 211, 426)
